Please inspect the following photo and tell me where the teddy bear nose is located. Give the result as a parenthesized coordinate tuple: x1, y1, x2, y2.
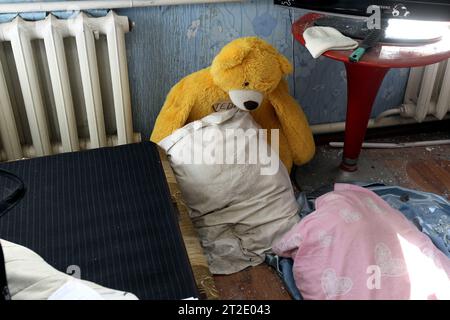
(244, 100, 259, 110)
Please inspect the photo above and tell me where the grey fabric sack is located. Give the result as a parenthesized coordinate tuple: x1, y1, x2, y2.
(159, 108, 299, 274)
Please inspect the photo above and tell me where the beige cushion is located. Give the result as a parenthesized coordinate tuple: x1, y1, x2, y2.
(1, 239, 138, 300)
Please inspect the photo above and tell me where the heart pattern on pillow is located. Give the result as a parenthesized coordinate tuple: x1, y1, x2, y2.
(321, 268, 353, 299)
(339, 208, 361, 223)
(275, 234, 303, 253)
(318, 231, 333, 248)
(375, 243, 407, 277)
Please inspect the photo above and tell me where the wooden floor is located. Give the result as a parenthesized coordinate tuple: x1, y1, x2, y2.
(214, 265, 291, 300)
(213, 135, 450, 300)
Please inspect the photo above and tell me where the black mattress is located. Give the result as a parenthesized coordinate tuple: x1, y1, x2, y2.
(0, 142, 198, 300)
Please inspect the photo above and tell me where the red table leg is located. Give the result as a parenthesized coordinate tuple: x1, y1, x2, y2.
(340, 63, 389, 172)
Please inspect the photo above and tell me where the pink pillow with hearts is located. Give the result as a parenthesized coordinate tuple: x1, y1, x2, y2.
(273, 183, 450, 300)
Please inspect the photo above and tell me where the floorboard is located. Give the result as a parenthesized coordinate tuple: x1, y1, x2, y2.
(213, 265, 291, 300)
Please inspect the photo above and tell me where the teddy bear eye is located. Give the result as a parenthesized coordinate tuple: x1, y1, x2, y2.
(244, 82, 250, 87)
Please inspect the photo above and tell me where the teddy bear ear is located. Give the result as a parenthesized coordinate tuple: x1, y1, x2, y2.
(211, 42, 252, 72)
(278, 54, 293, 75)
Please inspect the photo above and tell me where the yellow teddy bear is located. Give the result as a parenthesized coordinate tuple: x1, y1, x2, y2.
(151, 37, 315, 172)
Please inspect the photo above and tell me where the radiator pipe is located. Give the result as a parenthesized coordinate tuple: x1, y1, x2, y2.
(311, 113, 450, 135)
(0, 0, 241, 14)
(374, 107, 402, 122)
(329, 139, 450, 149)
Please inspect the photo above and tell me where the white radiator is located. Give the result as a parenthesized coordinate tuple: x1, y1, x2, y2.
(403, 58, 450, 122)
(0, 11, 140, 162)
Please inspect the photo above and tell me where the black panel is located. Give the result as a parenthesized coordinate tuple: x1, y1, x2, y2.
(274, 0, 450, 21)
(0, 142, 198, 300)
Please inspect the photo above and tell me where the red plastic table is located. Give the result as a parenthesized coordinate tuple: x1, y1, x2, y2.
(293, 13, 450, 171)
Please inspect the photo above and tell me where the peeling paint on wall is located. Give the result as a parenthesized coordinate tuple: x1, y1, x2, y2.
(187, 19, 201, 39)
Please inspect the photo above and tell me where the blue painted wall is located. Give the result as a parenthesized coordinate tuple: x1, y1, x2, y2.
(117, 1, 409, 138)
(0, 0, 409, 138)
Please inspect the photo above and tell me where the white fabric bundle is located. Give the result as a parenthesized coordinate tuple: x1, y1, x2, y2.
(159, 107, 300, 274)
(1, 239, 138, 300)
(303, 26, 358, 58)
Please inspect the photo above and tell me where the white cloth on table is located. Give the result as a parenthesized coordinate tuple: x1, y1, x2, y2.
(303, 26, 358, 58)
